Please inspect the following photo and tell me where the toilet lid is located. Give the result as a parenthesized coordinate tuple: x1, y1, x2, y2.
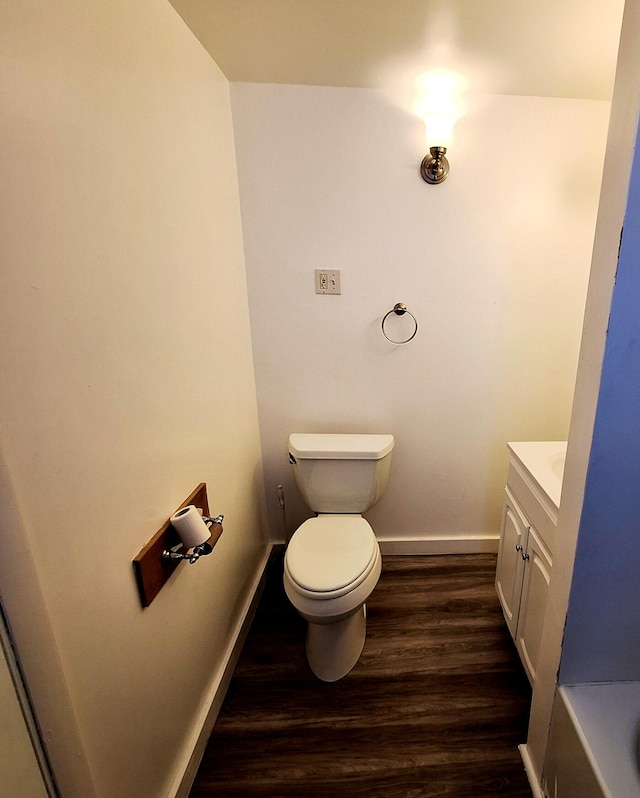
(285, 515, 377, 594)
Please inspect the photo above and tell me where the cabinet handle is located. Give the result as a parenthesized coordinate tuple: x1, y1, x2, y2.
(521, 551, 530, 561)
(515, 544, 523, 552)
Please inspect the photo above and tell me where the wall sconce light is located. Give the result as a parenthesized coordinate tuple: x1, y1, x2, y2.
(420, 111, 455, 184)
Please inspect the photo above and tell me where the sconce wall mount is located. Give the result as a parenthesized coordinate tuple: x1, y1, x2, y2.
(420, 146, 450, 185)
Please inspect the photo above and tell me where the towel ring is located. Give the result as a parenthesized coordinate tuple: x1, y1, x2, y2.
(381, 302, 418, 345)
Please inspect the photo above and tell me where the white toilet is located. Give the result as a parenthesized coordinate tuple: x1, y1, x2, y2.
(283, 433, 394, 682)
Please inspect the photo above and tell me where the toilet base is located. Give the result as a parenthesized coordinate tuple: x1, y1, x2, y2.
(305, 604, 367, 682)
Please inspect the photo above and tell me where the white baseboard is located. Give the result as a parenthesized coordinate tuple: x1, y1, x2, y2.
(169, 544, 273, 798)
(519, 744, 545, 798)
(378, 536, 499, 556)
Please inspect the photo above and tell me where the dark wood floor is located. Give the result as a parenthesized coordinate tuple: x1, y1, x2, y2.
(190, 554, 532, 798)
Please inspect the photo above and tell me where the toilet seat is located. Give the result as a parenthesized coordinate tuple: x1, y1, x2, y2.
(284, 515, 378, 599)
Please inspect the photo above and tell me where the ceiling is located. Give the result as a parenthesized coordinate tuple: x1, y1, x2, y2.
(170, 0, 625, 101)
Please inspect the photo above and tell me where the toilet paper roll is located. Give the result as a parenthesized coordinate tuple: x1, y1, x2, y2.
(170, 505, 210, 549)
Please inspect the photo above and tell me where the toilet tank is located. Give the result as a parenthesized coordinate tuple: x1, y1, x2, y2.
(288, 433, 394, 513)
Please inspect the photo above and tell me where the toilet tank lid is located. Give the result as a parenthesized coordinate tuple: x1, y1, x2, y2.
(289, 433, 394, 460)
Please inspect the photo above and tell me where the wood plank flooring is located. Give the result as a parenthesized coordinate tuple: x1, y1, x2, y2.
(190, 554, 532, 798)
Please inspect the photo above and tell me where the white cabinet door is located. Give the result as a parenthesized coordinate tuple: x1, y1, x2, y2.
(495, 488, 528, 639)
(516, 525, 552, 686)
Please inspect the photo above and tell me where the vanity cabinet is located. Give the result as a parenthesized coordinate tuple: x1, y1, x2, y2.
(496, 486, 553, 686)
(495, 442, 563, 686)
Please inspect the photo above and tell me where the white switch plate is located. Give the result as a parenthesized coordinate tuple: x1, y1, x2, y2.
(315, 269, 341, 295)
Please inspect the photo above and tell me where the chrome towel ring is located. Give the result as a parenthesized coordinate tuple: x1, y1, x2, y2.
(381, 302, 418, 345)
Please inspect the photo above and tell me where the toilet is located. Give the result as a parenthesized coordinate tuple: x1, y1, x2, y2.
(283, 433, 394, 682)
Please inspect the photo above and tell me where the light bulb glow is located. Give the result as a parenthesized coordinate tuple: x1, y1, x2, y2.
(414, 70, 463, 148)
(423, 111, 455, 148)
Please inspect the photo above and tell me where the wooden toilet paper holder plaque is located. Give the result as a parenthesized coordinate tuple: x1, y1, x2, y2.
(132, 483, 223, 607)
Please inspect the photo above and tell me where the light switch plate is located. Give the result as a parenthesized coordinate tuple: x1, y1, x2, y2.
(315, 269, 341, 294)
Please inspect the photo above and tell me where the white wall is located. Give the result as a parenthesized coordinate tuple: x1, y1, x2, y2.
(231, 83, 610, 548)
(0, 2, 267, 796)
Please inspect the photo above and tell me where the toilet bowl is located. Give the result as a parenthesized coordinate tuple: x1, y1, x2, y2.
(284, 433, 393, 682)
(284, 515, 382, 681)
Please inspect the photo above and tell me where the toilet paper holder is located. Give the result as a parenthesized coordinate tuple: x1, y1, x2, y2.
(162, 514, 224, 564)
(132, 483, 224, 607)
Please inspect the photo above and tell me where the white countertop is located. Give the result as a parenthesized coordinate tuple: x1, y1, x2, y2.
(507, 441, 567, 511)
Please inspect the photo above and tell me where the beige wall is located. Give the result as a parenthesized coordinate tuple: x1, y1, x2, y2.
(0, 2, 267, 796)
(231, 83, 610, 549)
